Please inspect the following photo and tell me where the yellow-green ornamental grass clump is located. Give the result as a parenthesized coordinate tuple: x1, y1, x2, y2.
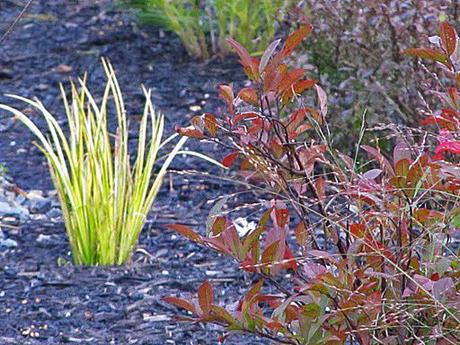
(0, 60, 187, 265)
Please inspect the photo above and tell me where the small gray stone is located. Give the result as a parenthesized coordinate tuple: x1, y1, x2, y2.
(37, 234, 50, 242)
(27, 191, 51, 214)
(46, 207, 62, 219)
(30, 214, 47, 221)
(0, 195, 30, 223)
(0, 200, 28, 222)
(0, 201, 16, 215)
(36, 234, 52, 244)
(0, 238, 17, 248)
(16, 195, 26, 205)
(36, 234, 60, 246)
(1, 216, 20, 226)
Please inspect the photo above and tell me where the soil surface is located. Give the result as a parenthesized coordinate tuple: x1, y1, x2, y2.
(0, 1, 263, 344)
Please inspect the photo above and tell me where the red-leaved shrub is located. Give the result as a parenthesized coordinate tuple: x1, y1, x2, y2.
(165, 23, 460, 345)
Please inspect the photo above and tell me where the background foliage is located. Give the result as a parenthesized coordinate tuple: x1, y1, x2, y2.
(121, 0, 288, 59)
(296, 0, 459, 147)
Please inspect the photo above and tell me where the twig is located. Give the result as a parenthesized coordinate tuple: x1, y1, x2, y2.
(0, 0, 34, 45)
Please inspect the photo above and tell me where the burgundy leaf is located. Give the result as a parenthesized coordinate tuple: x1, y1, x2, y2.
(440, 22, 457, 56)
(167, 224, 202, 243)
(198, 281, 213, 315)
(162, 296, 196, 314)
(282, 25, 313, 57)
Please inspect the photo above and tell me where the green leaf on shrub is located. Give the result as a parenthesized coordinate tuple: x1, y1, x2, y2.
(303, 303, 321, 319)
(210, 305, 237, 325)
(450, 211, 460, 228)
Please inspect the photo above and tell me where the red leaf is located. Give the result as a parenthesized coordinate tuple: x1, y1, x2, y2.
(283, 247, 298, 271)
(440, 22, 457, 56)
(231, 112, 258, 125)
(447, 87, 460, 109)
(256, 294, 283, 304)
(239, 257, 257, 272)
(308, 249, 338, 263)
(203, 113, 218, 137)
(421, 108, 460, 130)
(162, 296, 196, 314)
(221, 223, 242, 258)
(167, 224, 202, 243)
(293, 79, 316, 94)
(295, 222, 306, 246)
(298, 144, 326, 175)
(226, 38, 259, 79)
(264, 63, 288, 93)
(282, 25, 313, 57)
(175, 125, 204, 139)
(402, 48, 450, 67)
(314, 177, 326, 203)
(266, 321, 284, 330)
(431, 272, 440, 282)
(278, 68, 305, 95)
(191, 116, 204, 130)
(269, 139, 284, 158)
(204, 237, 232, 256)
(219, 84, 234, 105)
(239, 158, 254, 171)
(238, 87, 259, 106)
(307, 108, 323, 124)
(198, 281, 213, 315)
(261, 240, 280, 274)
(275, 208, 289, 228)
(303, 262, 326, 279)
(280, 76, 315, 104)
(362, 145, 394, 176)
(222, 151, 239, 167)
(414, 209, 443, 223)
(350, 223, 366, 239)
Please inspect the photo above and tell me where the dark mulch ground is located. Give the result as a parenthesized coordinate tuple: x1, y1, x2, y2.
(0, 1, 264, 344)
